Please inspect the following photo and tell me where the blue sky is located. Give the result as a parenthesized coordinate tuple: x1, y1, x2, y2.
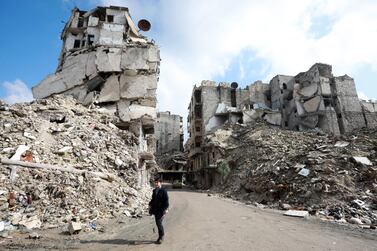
(1, 0, 376, 113)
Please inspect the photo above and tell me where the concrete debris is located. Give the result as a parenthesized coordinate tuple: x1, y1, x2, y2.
(0, 96, 152, 233)
(284, 210, 309, 218)
(353, 156, 373, 166)
(68, 221, 82, 235)
(334, 141, 350, 147)
(348, 217, 363, 225)
(298, 168, 310, 177)
(196, 121, 377, 226)
(28, 232, 41, 239)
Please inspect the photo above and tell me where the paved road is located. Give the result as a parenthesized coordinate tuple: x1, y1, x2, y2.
(79, 190, 377, 251)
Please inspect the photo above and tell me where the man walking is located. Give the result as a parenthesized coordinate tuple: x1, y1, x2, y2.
(149, 177, 169, 244)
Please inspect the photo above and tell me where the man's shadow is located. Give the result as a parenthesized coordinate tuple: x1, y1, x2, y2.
(80, 239, 155, 245)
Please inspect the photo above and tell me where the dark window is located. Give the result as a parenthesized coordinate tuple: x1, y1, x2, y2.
(73, 39, 81, 48)
(194, 90, 202, 103)
(196, 127, 201, 132)
(107, 15, 114, 23)
(324, 99, 331, 107)
(284, 121, 288, 127)
(81, 40, 86, 47)
(195, 105, 202, 118)
(231, 89, 237, 107)
(77, 17, 84, 28)
(283, 83, 287, 90)
(88, 35, 95, 46)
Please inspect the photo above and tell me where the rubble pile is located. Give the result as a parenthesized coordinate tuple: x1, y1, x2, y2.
(208, 121, 377, 226)
(156, 151, 187, 171)
(0, 96, 151, 233)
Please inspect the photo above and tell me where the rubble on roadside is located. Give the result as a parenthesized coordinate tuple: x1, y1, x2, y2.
(0, 96, 152, 235)
(207, 121, 377, 228)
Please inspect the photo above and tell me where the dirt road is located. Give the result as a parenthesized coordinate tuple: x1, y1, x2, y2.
(2, 190, 377, 250)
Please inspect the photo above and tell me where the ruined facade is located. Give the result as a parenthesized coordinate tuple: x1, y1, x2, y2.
(32, 6, 160, 187)
(272, 63, 373, 134)
(187, 63, 377, 188)
(155, 111, 184, 155)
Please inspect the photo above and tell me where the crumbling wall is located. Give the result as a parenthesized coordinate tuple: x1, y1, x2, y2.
(361, 101, 377, 128)
(333, 75, 366, 133)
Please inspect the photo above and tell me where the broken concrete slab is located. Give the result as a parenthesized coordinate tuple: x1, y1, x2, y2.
(96, 47, 122, 72)
(68, 221, 82, 235)
(300, 84, 318, 98)
(121, 47, 150, 70)
(284, 210, 309, 218)
(117, 101, 156, 122)
(119, 74, 157, 100)
(303, 96, 321, 113)
(263, 112, 282, 126)
(98, 75, 120, 103)
(352, 156, 372, 166)
(19, 215, 42, 230)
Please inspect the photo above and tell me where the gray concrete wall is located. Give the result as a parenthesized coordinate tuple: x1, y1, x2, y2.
(155, 112, 183, 155)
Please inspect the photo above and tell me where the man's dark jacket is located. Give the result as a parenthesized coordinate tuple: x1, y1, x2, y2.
(149, 188, 169, 215)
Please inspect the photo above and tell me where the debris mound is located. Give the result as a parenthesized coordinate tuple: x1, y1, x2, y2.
(208, 122, 377, 226)
(0, 96, 151, 231)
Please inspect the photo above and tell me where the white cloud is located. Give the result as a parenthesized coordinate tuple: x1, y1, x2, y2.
(101, 0, 377, 133)
(1, 79, 33, 104)
(358, 91, 376, 102)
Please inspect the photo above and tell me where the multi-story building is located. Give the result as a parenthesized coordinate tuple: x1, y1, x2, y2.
(187, 63, 377, 188)
(32, 6, 160, 188)
(155, 111, 184, 155)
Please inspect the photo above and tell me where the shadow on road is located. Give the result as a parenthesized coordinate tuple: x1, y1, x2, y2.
(80, 239, 155, 246)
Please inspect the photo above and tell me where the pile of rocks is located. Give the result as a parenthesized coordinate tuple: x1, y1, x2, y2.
(207, 121, 377, 227)
(0, 96, 152, 234)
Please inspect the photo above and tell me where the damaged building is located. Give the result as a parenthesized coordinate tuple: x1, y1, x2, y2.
(187, 63, 377, 187)
(155, 112, 186, 183)
(155, 112, 184, 155)
(32, 6, 160, 186)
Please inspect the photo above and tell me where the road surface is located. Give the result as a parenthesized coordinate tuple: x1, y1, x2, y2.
(2, 190, 377, 250)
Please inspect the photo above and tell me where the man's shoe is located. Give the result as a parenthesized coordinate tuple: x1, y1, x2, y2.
(155, 237, 164, 244)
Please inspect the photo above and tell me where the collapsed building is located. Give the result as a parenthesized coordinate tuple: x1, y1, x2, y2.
(32, 6, 160, 181)
(187, 63, 377, 187)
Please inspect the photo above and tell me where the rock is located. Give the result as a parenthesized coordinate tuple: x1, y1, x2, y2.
(361, 218, 372, 225)
(68, 222, 82, 235)
(56, 146, 72, 155)
(334, 141, 349, 147)
(281, 204, 292, 210)
(0, 221, 4, 232)
(284, 210, 309, 218)
(298, 168, 310, 177)
(123, 210, 132, 217)
(28, 232, 40, 239)
(348, 217, 363, 225)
